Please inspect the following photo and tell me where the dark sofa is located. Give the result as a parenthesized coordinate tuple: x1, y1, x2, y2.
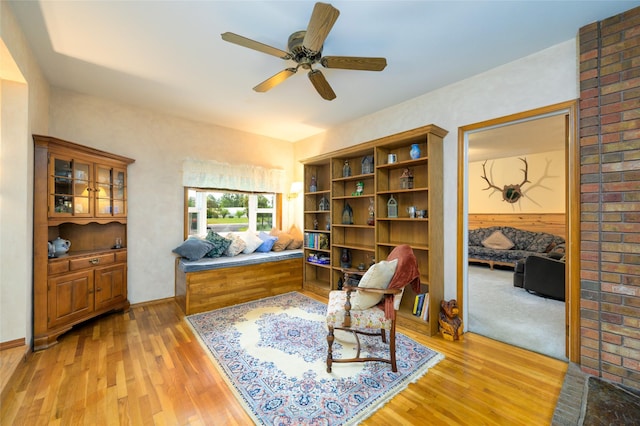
(514, 254, 566, 301)
(468, 226, 565, 269)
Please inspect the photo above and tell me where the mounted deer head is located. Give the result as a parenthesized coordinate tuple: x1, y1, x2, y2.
(481, 157, 530, 203)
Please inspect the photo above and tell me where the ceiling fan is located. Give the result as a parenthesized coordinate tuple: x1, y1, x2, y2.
(221, 2, 387, 101)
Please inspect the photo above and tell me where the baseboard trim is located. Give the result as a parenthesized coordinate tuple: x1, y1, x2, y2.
(0, 337, 25, 351)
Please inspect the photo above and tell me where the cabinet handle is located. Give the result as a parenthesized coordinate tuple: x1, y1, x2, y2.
(89, 258, 100, 265)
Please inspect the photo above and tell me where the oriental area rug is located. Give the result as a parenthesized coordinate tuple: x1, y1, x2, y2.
(186, 292, 443, 425)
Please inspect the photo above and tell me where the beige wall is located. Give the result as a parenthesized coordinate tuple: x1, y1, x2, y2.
(48, 88, 296, 303)
(1, 2, 49, 345)
(469, 150, 566, 214)
(294, 39, 579, 300)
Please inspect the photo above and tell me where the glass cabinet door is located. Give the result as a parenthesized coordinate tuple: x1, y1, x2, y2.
(49, 156, 92, 217)
(95, 164, 127, 217)
(112, 168, 126, 216)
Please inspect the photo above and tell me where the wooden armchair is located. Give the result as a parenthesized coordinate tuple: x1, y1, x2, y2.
(325, 244, 420, 373)
(326, 284, 404, 372)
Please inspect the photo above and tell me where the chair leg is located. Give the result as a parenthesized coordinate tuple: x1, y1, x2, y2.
(326, 326, 335, 373)
(389, 322, 397, 372)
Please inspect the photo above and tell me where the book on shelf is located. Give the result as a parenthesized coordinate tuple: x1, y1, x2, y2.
(413, 293, 429, 320)
(318, 234, 329, 250)
(304, 232, 330, 250)
(422, 293, 430, 321)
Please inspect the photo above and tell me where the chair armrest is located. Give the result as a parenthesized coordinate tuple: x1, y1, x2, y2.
(343, 285, 402, 295)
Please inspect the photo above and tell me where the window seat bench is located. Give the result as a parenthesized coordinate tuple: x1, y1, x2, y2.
(175, 250, 303, 315)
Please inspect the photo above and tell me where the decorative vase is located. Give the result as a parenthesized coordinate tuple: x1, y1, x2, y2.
(340, 249, 352, 269)
(309, 175, 317, 192)
(410, 144, 421, 159)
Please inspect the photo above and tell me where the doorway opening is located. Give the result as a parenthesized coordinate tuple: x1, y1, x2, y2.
(457, 101, 580, 362)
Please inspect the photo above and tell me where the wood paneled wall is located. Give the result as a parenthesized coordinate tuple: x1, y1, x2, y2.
(468, 213, 566, 238)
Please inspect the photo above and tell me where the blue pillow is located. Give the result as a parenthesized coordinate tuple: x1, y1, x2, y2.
(172, 238, 215, 261)
(205, 231, 232, 258)
(256, 231, 278, 252)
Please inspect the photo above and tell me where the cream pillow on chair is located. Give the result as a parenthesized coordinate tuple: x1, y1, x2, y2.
(350, 259, 398, 310)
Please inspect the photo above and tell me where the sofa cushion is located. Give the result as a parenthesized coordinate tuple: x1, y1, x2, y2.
(526, 233, 555, 253)
(481, 230, 514, 250)
(468, 227, 495, 246)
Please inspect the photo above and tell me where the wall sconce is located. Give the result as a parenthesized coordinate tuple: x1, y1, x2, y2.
(288, 181, 303, 200)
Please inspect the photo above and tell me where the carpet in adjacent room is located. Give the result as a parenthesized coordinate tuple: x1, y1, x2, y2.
(467, 264, 566, 360)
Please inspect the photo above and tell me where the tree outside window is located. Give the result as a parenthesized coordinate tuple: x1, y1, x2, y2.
(187, 189, 275, 235)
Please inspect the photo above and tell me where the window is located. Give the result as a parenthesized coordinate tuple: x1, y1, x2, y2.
(187, 189, 277, 236)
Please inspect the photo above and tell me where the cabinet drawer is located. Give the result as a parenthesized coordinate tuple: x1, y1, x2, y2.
(48, 259, 70, 275)
(115, 251, 127, 263)
(70, 253, 115, 271)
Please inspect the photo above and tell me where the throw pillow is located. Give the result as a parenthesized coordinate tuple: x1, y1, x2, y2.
(205, 231, 232, 258)
(224, 232, 246, 256)
(481, 230, 514, 250)
(255, 231, 278, 252)
(350, 259, 399, 310)
(269, 229, 293, 252)
(286, 224, 304, 249)
(172, 238, 215, 261)
(239, 231, 263, 254)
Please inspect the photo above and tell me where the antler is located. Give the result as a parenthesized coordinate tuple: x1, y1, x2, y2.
(519, 157, 530, 187)
(481, 160, 502, 192)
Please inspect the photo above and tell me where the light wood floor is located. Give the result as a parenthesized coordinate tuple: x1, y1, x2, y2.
(1, 291, 568, 425)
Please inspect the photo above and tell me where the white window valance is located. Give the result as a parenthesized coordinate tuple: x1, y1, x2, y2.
(182, 159, 287, 193)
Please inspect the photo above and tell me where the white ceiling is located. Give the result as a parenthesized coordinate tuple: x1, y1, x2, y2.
(468, 114, 567, 162)
(7, 1, 639, 142)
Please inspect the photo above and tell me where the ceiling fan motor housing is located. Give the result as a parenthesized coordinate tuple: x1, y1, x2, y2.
(288, 31, 322, 68)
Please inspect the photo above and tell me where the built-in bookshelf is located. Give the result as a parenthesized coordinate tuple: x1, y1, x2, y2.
(302, 124, 447, 335)
(302, 159, 332, 296)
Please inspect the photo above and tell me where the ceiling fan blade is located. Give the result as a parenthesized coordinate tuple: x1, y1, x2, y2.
(221, 32, 291, 59)
(321, 56, 387, 71)
(303, 2, 340, 53)
(308, 69, 336, 101)
(253, 68, 297, 92)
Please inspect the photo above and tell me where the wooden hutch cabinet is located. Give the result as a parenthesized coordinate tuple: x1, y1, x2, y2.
(33, 135, 134, 350)
(302, 124, 447, 336)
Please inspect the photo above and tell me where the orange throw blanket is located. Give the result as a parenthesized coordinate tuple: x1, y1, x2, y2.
(383, 244, 421, 318)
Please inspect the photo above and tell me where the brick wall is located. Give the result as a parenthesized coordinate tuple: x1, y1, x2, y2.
(579, 6, 640, 389)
